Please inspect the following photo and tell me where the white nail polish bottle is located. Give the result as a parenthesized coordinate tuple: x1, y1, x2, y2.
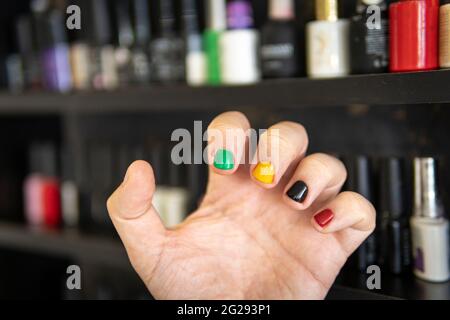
(182, 0, 206, 86)
(306, 0, 350, 78)
(410, 158, 449, 282)
(220, 0, 260, 85)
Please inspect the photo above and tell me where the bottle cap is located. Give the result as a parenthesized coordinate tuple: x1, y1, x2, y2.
(89, 143, 113, 189)
(15, 15, 37, 55)
(227, 0, 254, 29)
(158, 0, 176, 36)
(413, 157, 443, 219)
(66, 0, 89, 43)
(61, 147, 76, 181)
(48, 9, 69, 46)
(379, 157, 405, 219)
(361, 0, 384, 5)
(182, 0, 201, 35)
(88, 0, 114, 46)
(355, 0, 387, 15)
(345, 156, 373, 202)
(35, 9, 68, 50)
(315, 0, 338, 21)
(207, 0, 227, 31)
(114, 0, 135, 47)
(132, 0, 152, 46)
(269, 0, 295, 20)
(149, 142, 167, 185)
(29, 142, 58, 177)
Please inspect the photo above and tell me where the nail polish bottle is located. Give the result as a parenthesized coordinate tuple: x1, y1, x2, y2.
(35, 7, 73, 92)
(16, 15, 42, 91)
(24, 143, 61, 229)
(220, 0, 260, 85)
(150, 0, 185, 83)
(345, 156, 377, 272)
(61, 149, 79, 228)
(350, 0, 389, 74)
(3, 28, 25, 93)
(411, 158, 449, 282)
(379, 158, 411, 275)
(87, 0, 119, 90)
(182, 0, 207, 86)
(131, 0, 152, 84)
(260, 0, 300, 78)
(68, 1, 91, 91)
(389, 0, 439, 72)
(204, 0, 227, 85)
(440, 0, 450, 68)
(306, 0, 350, 78)
(113, 0, 134, 86)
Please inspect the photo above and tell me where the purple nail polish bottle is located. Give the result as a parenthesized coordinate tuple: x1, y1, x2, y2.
(37, 9, 72, 92)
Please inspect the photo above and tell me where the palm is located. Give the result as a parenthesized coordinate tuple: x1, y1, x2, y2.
(138, 169, 351, 300)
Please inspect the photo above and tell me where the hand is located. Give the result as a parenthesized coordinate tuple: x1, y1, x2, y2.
(107, 112, 375, 300)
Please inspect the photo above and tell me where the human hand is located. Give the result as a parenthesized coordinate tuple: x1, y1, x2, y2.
(107, 112, 375, 299)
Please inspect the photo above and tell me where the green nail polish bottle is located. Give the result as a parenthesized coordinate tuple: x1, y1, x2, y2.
(214, 149, 234, 170)
(204, 0, 226, 85)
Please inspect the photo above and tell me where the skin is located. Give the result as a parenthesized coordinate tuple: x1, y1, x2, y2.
(107, 112, 376, 300)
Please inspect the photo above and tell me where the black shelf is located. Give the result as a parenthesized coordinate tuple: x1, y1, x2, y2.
(335, 270, 450, 300)
(1, 223, 449, 299)
(0, 223, 130, 269)
(0, 70, 450, 114)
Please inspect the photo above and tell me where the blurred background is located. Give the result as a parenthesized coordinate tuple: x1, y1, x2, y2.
(0, 0, 449, 299)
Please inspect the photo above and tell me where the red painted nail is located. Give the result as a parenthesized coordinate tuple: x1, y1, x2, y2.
(314, 209, 334, 228)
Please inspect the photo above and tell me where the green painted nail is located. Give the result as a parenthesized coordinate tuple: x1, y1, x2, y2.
(214, 149, 235, 170)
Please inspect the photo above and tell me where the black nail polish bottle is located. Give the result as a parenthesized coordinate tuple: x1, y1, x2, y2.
(16, 15, 42, 90)
(379, 157, 411, 275)
(260, 0, 300, 78)
(349, 0, 389, 74)
(345, 156, 377, 272)
(151, 0, 185, 83)
(131, 0, 152, 84)
(113, 0, 135, 86)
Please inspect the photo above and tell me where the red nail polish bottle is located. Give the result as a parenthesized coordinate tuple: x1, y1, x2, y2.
(389, 0, 440, 72)
(24, 143, 61, 229)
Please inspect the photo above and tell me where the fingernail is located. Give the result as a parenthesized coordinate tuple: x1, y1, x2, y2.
(253, 162, 275, 184)
(286, 181, 308, 203)
(214, 149, 235, 170)
(314, 209, 334, 228)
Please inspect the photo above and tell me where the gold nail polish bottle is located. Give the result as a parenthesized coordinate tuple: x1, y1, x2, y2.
(440, 1, 450, 68)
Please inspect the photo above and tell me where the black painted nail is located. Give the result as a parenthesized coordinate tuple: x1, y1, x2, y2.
(286, 181, 308, 203)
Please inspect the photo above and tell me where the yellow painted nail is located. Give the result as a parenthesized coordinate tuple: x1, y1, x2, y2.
(253, 162, 275, 184)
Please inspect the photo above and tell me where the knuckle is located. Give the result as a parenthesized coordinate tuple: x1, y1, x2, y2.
(340, 191, 376, 231)
(306, 154, 347, 184)
(265, 122, 308, 154)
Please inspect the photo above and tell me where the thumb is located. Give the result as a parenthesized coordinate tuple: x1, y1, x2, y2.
(107, 160, 167, 278)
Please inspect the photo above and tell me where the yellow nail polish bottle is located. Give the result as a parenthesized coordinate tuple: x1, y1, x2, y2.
(253, 162, 275, 184)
